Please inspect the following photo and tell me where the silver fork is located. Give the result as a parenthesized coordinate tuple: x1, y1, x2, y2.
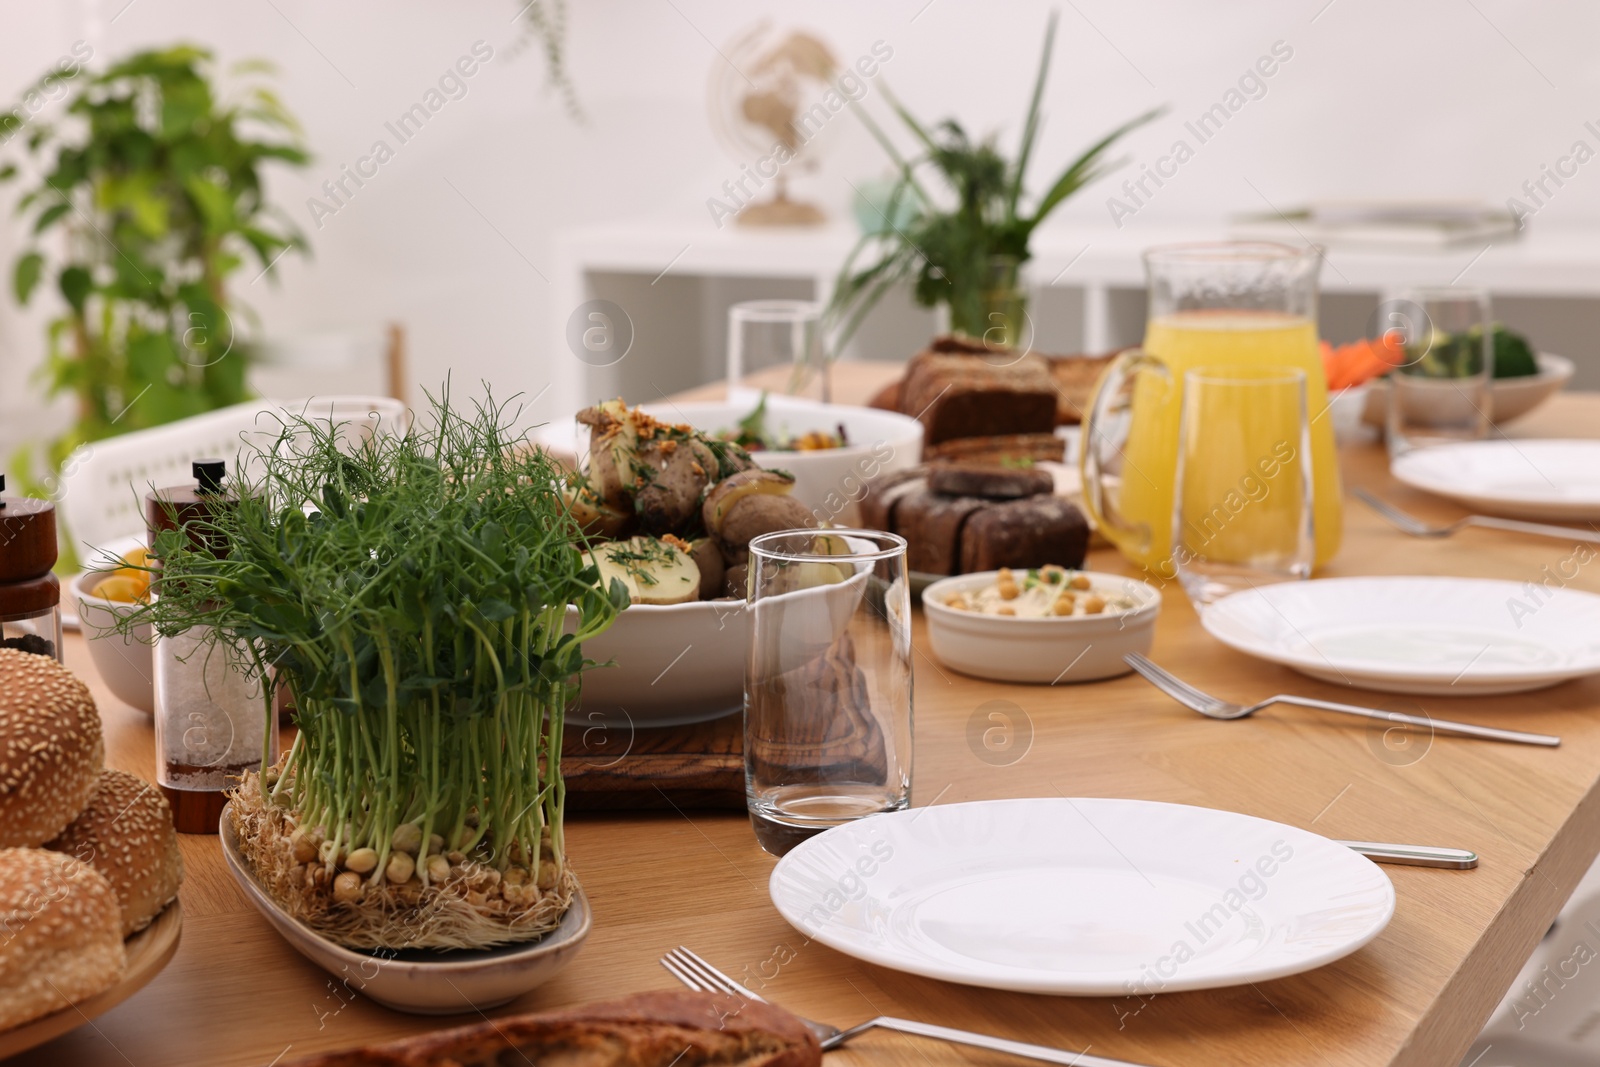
(1356, 488, 1600, 544)
(1124, 653, 1560, 747)
(660, 946, 1155, 1067)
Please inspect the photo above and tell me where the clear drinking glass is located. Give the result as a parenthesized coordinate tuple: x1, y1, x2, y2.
(1173, 367, 1315, 609)
(745, 529, 911, 856)
(726, 300, 829, 403)
(1384, 287, 1493, 456)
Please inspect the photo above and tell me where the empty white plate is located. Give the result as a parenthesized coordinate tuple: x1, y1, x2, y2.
(1391, 440, 1600, 521)
(1201, 576, 1600, 695)
(769, 798, 1394, 996)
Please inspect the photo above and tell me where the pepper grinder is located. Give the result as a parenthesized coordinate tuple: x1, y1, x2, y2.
(0, 475, 63, 662)
(147, 460, 274, 833)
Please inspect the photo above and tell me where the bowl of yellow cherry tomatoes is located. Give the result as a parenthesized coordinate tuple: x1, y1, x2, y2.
(72, 541, 155, 714)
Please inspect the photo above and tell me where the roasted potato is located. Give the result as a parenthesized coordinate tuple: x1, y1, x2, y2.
(687, 537, 725, 601)
(634, 437, 717, 535)
(719, 495, 816, 550)
(583, 536, 701, 606)
(702, 469, 797, 538)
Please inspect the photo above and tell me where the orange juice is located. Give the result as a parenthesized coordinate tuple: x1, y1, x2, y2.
(1116, 310, 1342, 576)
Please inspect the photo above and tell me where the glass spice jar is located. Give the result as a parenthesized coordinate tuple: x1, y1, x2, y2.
(147, 460, 275, 834)
(0, 475, 63, 663)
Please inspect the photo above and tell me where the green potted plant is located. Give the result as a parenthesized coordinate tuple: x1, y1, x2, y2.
(829, 12, 1159, 349)
(1, 45, 309, 501)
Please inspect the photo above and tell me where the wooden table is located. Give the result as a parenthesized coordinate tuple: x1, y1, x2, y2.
(21, 367, 1600, 1067)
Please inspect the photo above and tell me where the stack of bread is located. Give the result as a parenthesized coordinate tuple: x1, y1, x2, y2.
(0, 648, 183, 1033)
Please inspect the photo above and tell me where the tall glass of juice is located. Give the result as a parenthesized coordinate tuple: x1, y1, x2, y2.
(1080, 243, 1343, 581)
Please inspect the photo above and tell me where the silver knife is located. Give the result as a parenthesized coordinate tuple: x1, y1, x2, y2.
(1340, 840, 1478, 868)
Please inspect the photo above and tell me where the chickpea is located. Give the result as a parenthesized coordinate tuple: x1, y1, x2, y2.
(425, 854, 451, 883)
(427, 833, 445, 856)
(318, 840, 341, 867)
(391, 823, 423, 855)
(1051, 597, 1076, 616)
(345, 847, 379, 874)
(333, 871, 363, 903)
(996, 604, 1016, 616)
(1041, 565, 1066, 584)
(289, 829, 317, 865)
(1069, 573, 1092, 591)
(385, 851, 416, 884)
(1082, 594, 1106, 614)
(997, 567, 1014, 583)
(536, 864, 559, 891)
(503, 866, 528, 887)
(998, 580, 1020, 601)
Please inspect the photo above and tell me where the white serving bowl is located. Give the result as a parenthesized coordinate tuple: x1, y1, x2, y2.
(72, 569, 154, 714)
(1361, 352, 1573, 428)
(921, 571, 1162, 684)
(533, 395, 923, 525)
(570, 597, 747, 728)
(220, 811, 589, 1014)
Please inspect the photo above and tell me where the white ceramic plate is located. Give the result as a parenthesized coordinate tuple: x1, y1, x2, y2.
(1201, 576, 1600, 695)
(1391, 439, 1600, 521)
(769, 798, 1393, 996)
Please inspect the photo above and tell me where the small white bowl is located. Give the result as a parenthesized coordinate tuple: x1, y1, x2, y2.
(922, 570, 1162, 684)
(72, 570, 154, 714)
(220, 811, 590, 1014)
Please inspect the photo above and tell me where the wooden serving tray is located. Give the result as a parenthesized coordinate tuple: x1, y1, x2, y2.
(0, 900, 182, 1059)
(562, 712, 744, 812)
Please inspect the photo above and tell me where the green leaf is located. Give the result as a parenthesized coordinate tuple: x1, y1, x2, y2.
(0, 163, 16, 182)
(1007, 10, 1059, 220)
(58, 265, 92, 313)
(477, 598, 516, 622)
(183, 174, 232, 231)
(1028, 107, 1164, 230)
(12, 252, 43, 303)
(32, 201, 70, 234)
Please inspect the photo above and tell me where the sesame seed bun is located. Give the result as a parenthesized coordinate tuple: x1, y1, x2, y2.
(0, 649, 104, 847)
(46, 769, 183, 937)
(0, 848, 125, 1031)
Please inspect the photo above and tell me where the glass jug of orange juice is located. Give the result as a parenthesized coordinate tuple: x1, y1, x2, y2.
(1080, 243, 1343, 580)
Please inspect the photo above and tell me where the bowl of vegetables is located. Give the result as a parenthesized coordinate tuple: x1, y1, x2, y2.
(535, 392, 923, 527)
(72, 540, 154, 714)
(1333, 325, 1573, 427)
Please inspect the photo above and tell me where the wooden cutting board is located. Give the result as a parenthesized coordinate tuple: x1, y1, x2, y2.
(562, 711, 744, 812)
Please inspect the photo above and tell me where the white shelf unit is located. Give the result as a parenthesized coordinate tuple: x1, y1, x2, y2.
(550, 218, 1600, 416)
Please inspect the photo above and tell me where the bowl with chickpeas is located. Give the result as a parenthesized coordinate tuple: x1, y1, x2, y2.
(921, 566, 1162, 683)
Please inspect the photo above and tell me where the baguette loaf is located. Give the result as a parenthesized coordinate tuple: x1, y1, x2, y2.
(283, 991, 820, 1067)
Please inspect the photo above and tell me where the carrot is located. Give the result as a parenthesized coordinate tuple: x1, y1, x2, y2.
(1322, 335, 1406, 391)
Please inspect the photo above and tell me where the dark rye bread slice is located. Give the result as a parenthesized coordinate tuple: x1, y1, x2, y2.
(894, 489, 986, 575)
(960, 496, 1090, 574)
(282, 990, 820, 1067)
(901, 351, 1058, 445)
(923, 433, 1065, 465)
(859, 467, 925, 532)
(927, 464, 1054, 500)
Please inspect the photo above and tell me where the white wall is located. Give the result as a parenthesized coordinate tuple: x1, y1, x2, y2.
(3, 0, 1599, 446)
